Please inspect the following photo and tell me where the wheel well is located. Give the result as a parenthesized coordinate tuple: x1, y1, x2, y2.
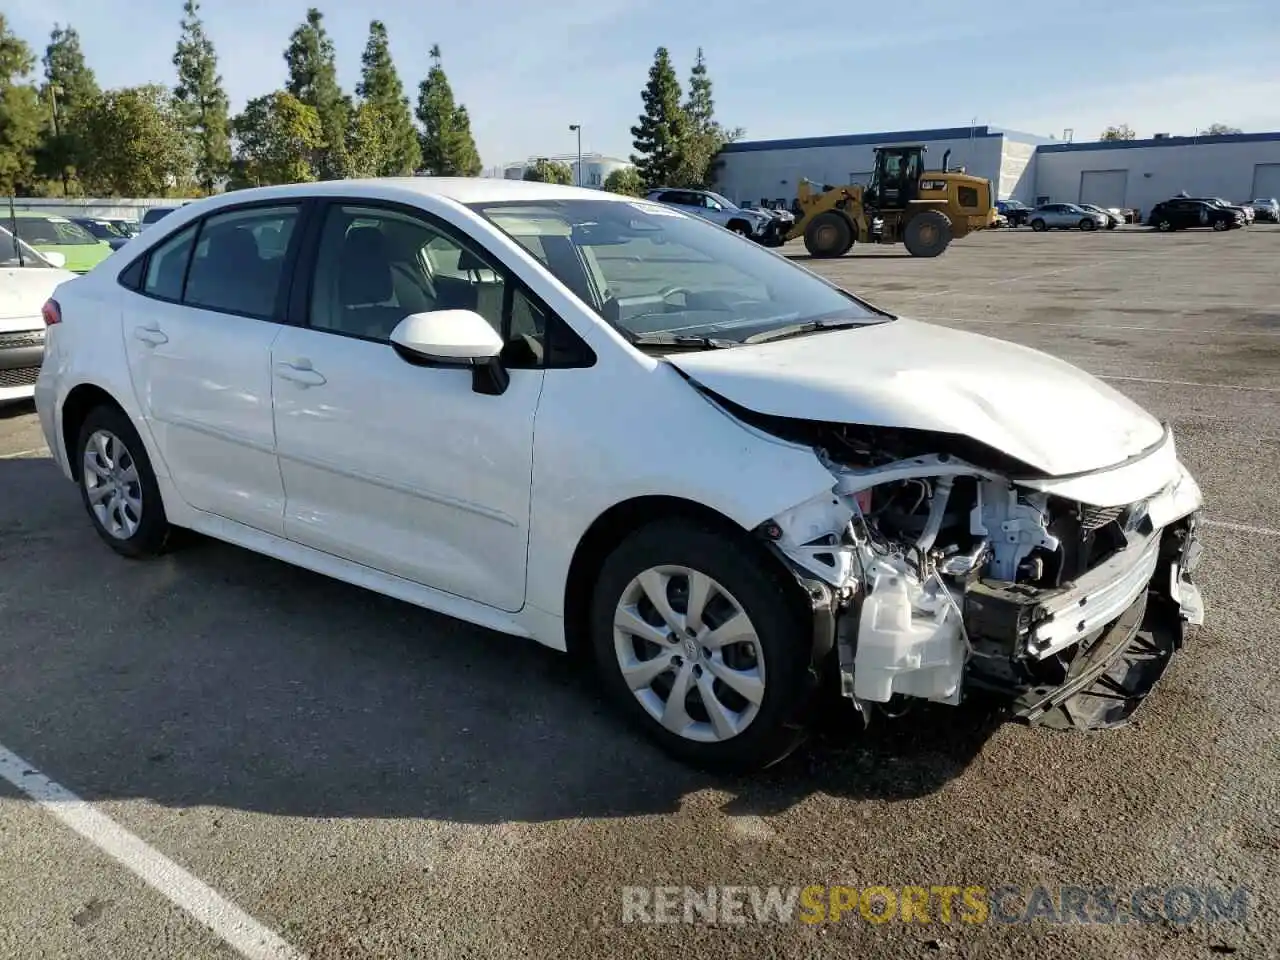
(726, 217, 751, 232)
(561, 496, 784, 659)
(60, 384, 123, 480)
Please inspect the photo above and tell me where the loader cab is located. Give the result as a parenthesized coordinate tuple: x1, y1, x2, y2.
(867, 145, 926, 210)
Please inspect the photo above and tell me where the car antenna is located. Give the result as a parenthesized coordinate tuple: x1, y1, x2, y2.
(8, 195, 24, 267)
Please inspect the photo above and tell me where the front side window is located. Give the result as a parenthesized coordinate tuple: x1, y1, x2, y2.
(470, 198, 884, 347)
(958, 186, 979, 209)
(307, 204, 551, 365)
(183, 205, 299, 319)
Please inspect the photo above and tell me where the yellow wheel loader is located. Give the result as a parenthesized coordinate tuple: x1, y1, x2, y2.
(768, 145, 996, 258)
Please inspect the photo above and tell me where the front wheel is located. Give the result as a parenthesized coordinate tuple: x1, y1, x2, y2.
(590, 520, 811, 772)
(1080, 218, 1097, 231)
(1212, 219, 1229, 231)
(803, 212, 853, 258)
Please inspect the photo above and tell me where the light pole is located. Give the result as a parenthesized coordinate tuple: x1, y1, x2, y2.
(568, 124, 582, 186)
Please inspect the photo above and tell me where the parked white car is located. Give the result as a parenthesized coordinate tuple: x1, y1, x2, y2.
(34, 179, 1205, 770)
(1, 226, 74, 404)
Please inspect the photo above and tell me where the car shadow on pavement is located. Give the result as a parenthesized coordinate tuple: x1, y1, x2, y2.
(0, 456, 999, 826)
(0, 399, 36, 420)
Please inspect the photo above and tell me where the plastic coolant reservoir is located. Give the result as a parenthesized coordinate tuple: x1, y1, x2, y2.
(853, 564, 966, 704)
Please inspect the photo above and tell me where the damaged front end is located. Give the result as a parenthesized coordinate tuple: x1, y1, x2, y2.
(749, 416, 1205, 732)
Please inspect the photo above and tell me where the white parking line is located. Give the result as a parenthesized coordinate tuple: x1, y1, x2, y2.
(1203, 519, 1280, 537)
(0, 446, 49, 459)
(0, 745, 304, 960)
(897, 254, 1160, 300)
(935, 317, 1280, 337)
(1093, 374, 1280, 394)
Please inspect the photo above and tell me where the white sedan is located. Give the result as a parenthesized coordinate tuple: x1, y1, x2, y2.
(1, 227, 73, 404)
(34, 179, 1205, 771)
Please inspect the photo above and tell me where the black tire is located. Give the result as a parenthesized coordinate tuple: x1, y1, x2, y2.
(1155, 219, 1174, 232)
(590, 520, 812, 772)
(1030, 218, 1047, 232)
(1212, 219, 1229, 232)
(902, 210, 952, 257)
(1080, 218, 1097, 231)
(802, 211, 853, 258)
(76, 404, 172, 558)
(726, 219, 752, 237)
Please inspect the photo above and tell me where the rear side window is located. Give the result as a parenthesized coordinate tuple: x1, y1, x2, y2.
(958, 186, 979, 208)
(143, 224, 198, 301)
(183, 206, 299, 319)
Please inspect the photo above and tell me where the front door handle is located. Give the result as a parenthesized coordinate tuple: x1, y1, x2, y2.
(133, 325, 168, 346)
(275, 361, 326, 387)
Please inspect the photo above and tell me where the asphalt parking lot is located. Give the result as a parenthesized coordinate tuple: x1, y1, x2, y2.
(2, 225, 1277, 959)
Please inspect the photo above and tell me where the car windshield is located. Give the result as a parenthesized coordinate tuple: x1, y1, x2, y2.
(15, 216, 98, 245)
(469, 198, 886, 346)
(0, 225, 59, 267)
(705, 191, 738, 210)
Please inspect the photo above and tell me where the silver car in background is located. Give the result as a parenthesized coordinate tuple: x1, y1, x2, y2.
(1029, 203, 1108, 232)
(645, 188, 776, 240)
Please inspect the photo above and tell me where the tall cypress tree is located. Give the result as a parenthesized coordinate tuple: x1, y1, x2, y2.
(173, 0, 231, 192)
(38, 24, 99, 194)
(284, 8, 349, 180)
(415, 45, 481, 176)
(0, 16, 44, 196)
(675, 47, 741, 188)
(630, 47, 685, 189)
(356, 20, 420, 176)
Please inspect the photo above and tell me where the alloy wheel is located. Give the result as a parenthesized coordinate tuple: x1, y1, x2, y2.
(82, 429, 143, 540)
(612, 565, 766, 743)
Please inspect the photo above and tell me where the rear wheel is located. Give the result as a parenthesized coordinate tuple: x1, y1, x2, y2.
(1156, 218, 1174, 232)
(76, 405, 172, 558)
(803, 212, 853, 258)
(590, 520, 811, 772)
(1030, 218, 1047, 232)
(903, 210, 952, 257)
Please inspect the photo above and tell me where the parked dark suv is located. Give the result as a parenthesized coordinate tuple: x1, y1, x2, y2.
(1147, 198, 1243, 232)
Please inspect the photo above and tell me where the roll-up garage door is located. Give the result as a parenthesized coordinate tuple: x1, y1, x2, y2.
(1079, 169, 1128, 208)
(1251, 163, 1280, 199)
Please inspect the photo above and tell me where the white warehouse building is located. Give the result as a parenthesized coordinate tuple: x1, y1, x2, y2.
(714, 125, 1280, 219)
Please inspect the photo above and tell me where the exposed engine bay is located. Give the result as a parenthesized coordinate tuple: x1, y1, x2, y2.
(746, 416, 1206, 731)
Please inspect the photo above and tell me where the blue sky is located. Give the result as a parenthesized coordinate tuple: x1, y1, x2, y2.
(8, 0, 1280, 168)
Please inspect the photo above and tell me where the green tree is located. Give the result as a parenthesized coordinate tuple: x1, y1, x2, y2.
(522, 158, 573, 184)
(603, 166, 643, 196)
(1203, 123, 1242, 136)
(80, 85, 189, 196)
(0, 16, 43, 195)
(345, 101, 395, 178)
(38, 24, 100, 195)
(674, 47, 743, 188)
(630, 47, 686, 189)
(230, 91, 322, 187)
(356, 20, 420, 175)
(1100, 124, 1137, 141)
(415, 45, 482, 176)
(173, 0, 231, 193)
(284, 8, 349, 179)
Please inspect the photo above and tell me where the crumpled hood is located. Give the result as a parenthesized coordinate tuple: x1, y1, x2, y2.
(666, 317, 1166, 477)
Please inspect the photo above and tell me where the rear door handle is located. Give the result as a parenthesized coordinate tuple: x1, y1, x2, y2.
(275, 361, 326, 387)
(133, 325, 168, 346)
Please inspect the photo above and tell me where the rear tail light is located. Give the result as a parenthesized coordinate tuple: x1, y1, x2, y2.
(41, 298, 61, 327)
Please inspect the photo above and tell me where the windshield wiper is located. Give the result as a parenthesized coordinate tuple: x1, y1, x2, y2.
(628, 333, 736, 349)
(743, 318, 865, 345)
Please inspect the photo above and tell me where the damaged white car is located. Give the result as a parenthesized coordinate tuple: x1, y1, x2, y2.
(34, 180, 1203, 772)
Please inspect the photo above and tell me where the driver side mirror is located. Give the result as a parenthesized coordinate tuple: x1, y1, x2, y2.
(389, 310, 510, 396)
